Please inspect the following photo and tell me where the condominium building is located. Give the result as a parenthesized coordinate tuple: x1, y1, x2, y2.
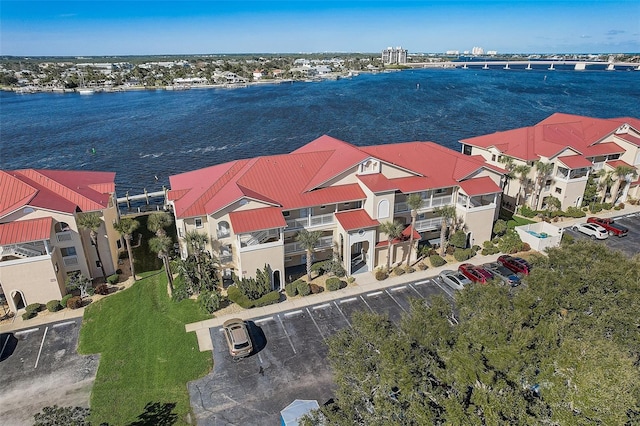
(382, 47, 408, 65)
(168, 136, 505, 290)
(0, 170, 121, 314)
(460, 113, 640, 211)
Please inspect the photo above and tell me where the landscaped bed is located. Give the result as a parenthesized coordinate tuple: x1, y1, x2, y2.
(78, 270, 212, 425)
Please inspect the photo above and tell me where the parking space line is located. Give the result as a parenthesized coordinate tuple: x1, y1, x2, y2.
(360, 295, 375, 312)
(306, 308, 326, 342)
(277, 315, 297, 354)
(284, 310, 303, 317)
(313, 303, 331, 310)
(340, 297, 357, 303)
(367, 291, 383, 297)
(254, 317, 274, 324)
(434, 279, 455, 299)
(52, 321, 75, 328)
(413, 280, 430, 285)
(333, 301, 352, 328)
(408, 283, 424, 299)
(14, 328, 39, 336)
(390, 286, 406, 291)
(385, 289, 407, 312)
(34, 326, 48, 369)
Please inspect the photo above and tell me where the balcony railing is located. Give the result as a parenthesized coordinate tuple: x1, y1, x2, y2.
(286, 213, 335, 229)
(216, 229, 231, 239)
(240, 229, 280, 248)
(56, 231, 72, 242)
(0, 244, 45, 259)
(63, 255, 79, 266)
(219, 254, 232, 264)
(395, 195, 453, 213)
(284, 235, 334, 254)
(414, 217, 442, 232)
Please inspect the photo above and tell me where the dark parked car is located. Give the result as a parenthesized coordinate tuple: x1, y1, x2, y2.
(458, 263, 493, 284)
(497, 255, 532, 275)
(223, 318, 253, 358)
(482, 262, 521, 286)
(586, 217, 628, 237)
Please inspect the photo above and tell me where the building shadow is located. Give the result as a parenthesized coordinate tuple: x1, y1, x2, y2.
(0, 333, 18, 362)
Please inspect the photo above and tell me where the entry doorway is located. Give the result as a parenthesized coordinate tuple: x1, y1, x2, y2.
(12, 290, 26, 311)
(273, 270, 282, 291)
(350, 241, 369, 274)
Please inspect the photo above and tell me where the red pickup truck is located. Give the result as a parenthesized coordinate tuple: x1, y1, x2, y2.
(586, 217, 628, 237)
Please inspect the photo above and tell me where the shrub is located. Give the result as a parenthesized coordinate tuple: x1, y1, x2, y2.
(106, 274, 119, 284)
(602, 202, 613, 210)
(310, 261, 328, 276)
(417, 262, 428, 270)
(326, 277, 343, 291)
(375, 268, 388, 281)
(25, 303, 43, 314)
(46, 300, 62, 312)
(22, 311, 36, 320)
(497, 229, 525, 254)
(66, 296, 82, 309)
(95, 284, 109, 295)
(453, 248, 473, 262)
(253, 290, 281, 307)
(227, 285, 252, 309)
(445, 245, 456, 255)
(296, 280, 311, 297)
(614, 206, 621, 210)
(404, 265, 416, 274)
(309, 283, 323, 294)
(198, 290, 222, 314)
(60, 294, 73, 309)
(561, 232, 575, 246)
(521, 242, 531, 252)
(429, 255, 446, 268)
(493, 219, 508, 237)
(618, 203, 625, 209)
(346, 276, 355, 285)
(171, 283, 190, 302)
(565, 206, 586, 218)
(285, 281, 299, 297)
(449, 230, 467, 249)
(393, 266, 405, 276)
(519, 205, 537, 218)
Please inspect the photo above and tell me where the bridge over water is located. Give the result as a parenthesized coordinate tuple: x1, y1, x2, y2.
(408, 60, 640, 71)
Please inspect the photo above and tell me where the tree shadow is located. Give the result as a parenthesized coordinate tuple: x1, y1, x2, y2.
(127, 402, 178, 426)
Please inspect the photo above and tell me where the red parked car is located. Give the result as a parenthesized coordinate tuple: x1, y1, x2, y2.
(586, 217, 628, 237)
(458, 263, 494, 284)
(497, 255, 531, 275)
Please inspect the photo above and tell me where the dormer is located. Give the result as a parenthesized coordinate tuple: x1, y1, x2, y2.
(358, 158, 381, 175)
(615, 124, 629, 134)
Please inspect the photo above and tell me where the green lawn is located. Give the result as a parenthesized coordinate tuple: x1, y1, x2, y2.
(506, 215, 536, 229)
(78, 270, 212, 425)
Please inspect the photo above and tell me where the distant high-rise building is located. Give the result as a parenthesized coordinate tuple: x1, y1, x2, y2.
(446, 50, 460, 55)
(382, 47, 408, 65)
(472, 46, 484, 56)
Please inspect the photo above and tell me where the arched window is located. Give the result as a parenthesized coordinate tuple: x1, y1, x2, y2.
(55, 222, 71, 233)
(217, 221, 230, 238)
(377, 199, 390, 219)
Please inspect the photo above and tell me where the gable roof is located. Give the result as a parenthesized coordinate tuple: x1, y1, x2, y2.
(229, 207, 287, 234)
(459, 176, 502, 196)
(0, 217, 53, 245)
(461, 113, 639, 162)
(168, 137, 502, 220)
(0, 169, 115, 218)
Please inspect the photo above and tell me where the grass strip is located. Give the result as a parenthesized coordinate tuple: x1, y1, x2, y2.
(78, 270, 212, 425)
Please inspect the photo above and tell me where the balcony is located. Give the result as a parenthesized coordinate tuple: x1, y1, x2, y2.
(63, 255, 79, 267)
(56, 231, 72, 242)
(216, 229, 231, 239)
(556, 166, 589, 181)
(284, 235, 334, 254)
(414, 217, 442, 232)
(219, 254, 232, 264)
(286, 213, 335, 230)
(457, 193, 496, 211)
(239, 229, 281, 248)
(395, 195, 453, 213)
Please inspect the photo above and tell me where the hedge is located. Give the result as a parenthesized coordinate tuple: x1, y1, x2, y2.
(22, 311, 36, 320)
(25, 303, 43, 314)
(453, 248, 473, 262)
(429, 255, 446, 268)
(326, 277, 344, 291)
(60, 294, 73, 309)
(297, 280, 311, 297)
(106, 274, 119, 284)
(285, 281, 299, 297)
(227, 286, 280, 309)
(46, 300, 62, 312)
(375, 268, 388, 281)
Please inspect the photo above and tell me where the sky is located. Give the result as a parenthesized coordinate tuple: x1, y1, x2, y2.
(1, 1, 639, 56)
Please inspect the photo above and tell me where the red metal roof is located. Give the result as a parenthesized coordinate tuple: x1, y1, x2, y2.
(582, 142, 625, 157)
(606, 159, 635, 170)
(459, 176, 502, 196)
(557, 155, 593, 169)
(375, 225, 414, 248)
(335, 210, 379, 231)
(614, 133, 640, 147)
(0, 217, 53, 245)
(401, 224, 421, 240)
(229, 207, 287, 234)
(1, 169, 115, 215)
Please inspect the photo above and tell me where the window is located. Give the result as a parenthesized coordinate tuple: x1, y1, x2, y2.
(463, 145, 472, 156)
(282, 211, 290, 217)
(61, 247, 77, 257)
(545, 179, 552, 191)
(195, 218, 203, 228)
(116, 239, 122, 249)
(96, 261, 102, 268)
(435, 188, 446, 194)
(377, 199, 390, 219)
(320, 205, 326, 210)
(555, 187, 562, 194)
(491, 154, 496, 162)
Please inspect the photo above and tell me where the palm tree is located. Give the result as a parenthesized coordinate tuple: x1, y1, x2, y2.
(379, 221, 405, 270)
(114, 217, 140, 281)
(296, 229, 323, 281)
(533, 161, 555, 209)
(184, 230, 210, 277)
(149, 235, 174, 294)
(147, 211, 173, 237)
(609, 164, 638, 204)
(406, 194, 424, 267)
(434, 205, 457, 256)
(512, 164, 532, 208)
(498, 155, 516, 191)
(76, 212, 107, 281)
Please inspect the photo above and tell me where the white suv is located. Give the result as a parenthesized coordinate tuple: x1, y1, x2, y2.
(572, 223, 609, 240)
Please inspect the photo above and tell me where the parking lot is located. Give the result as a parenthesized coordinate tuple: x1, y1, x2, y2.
(188, 277, 455, 426)
(0, 318, 99, 426)
(562, 213, 640, 257)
